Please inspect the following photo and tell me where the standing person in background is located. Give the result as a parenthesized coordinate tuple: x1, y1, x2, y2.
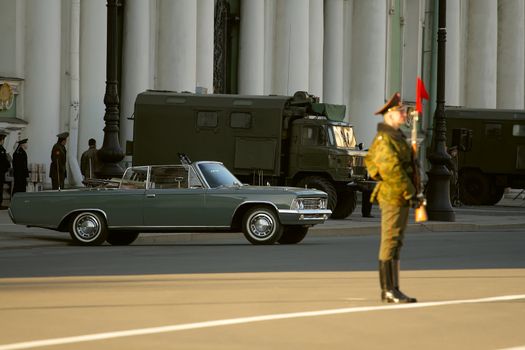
(365, 92, 417, 304)
(80, 138, 99, 179)
(0, 131, 11, 209)
(12, 138, 29, 194)
(50, 132, 69, 190)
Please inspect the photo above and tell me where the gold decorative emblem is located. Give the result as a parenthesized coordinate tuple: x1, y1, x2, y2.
(0, 83, 14, 111)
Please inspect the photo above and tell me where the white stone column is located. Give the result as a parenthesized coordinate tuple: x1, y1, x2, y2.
(323, 0, 344, 104)
(24, 0, 61, 170)
(445, 0, 461, 106)
(465, 0, 497, 108)
(264, 0, 276, 94)
(121, 0, 150, 154)
(196, 0, 214, 94)
(273, 0, 309, 95)
(79, 0, 106, 161)
(349, 0, 387, 148)
(497, 0, 524, 109)
(309, 0, 323, 99)
(157, 0, 197, 92)
(239, 0, 265, 95)
(343, 0, 353, 123)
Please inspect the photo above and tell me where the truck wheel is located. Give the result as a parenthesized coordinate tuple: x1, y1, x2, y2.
(487, 184, 504, 205)
(69, 211, 108, 246)
(278, 226, 308, 244)
(331, 188, 357, 219)
(242, 207, 283, 245)
(459, 169, 491, 205)
(106, 231, 140, 246)
(297, 176, 337, 214)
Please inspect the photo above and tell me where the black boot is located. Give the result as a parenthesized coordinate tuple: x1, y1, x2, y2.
(391, 259, 417, 303)
(379, 260, 417, 303)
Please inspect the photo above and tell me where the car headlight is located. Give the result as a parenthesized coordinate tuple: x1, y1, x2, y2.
(290, 199, 305, 210)
(290, 198, 328, 210)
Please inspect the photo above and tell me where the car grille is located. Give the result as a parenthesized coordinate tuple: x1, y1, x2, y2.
(301, 198, 324, 209)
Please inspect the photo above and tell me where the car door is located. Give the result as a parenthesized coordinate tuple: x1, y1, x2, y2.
(142, 165, 207, 228)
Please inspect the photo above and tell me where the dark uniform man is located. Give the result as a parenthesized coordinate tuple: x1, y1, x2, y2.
(50, 132, 69, 190)
(0, 131, 11, 209)
(80, 138, 99, 179)
(13, 138, 29, 194)
(364, 92, 417, 303)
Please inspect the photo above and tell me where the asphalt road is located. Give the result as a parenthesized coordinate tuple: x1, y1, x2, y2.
(1, 229, 525, 349)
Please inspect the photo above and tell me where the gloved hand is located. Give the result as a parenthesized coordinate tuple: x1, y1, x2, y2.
(410, 193, 426, 209)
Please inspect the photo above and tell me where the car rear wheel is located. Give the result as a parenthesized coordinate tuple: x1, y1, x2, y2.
(106, 231, 140, 246)
(69, 212, 108, 246)
(278, 226, 308, 244)
(242, 207, 283, 245)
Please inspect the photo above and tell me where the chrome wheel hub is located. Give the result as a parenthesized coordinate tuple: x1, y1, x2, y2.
(249, 213, 274, 238)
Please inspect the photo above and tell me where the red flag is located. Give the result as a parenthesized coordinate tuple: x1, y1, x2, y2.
(416, 77, 429, 113)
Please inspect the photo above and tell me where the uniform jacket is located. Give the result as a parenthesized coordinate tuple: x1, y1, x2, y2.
(80, 146, 99, 178)
(50, 142, 67, 180)
(365, 122, 415, 207)
(0, 145, 10, 175)
(13, 147, 29, 180)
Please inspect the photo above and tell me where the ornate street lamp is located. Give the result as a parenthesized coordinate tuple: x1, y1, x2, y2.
(425, 0, 455, 221)
(96, 0, 124, 178)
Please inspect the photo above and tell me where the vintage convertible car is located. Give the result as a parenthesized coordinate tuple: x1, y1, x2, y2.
(9, 159, 331, 246)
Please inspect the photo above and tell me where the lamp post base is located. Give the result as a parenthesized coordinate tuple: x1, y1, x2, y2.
(426, 165, 455, 222)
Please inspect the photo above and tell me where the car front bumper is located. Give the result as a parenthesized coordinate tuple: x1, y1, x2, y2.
(278, 209, 332, 225)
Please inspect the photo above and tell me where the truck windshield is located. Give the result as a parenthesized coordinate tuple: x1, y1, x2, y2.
(197, 162, 242, 188)
(328, 125, 356, 148)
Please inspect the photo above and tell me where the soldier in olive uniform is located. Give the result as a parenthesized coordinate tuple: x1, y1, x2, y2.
(364, 92, 417, 303)
(13, 138, 29, 194)
(0, 131, 11, 209)
(50, 132, 69, 190)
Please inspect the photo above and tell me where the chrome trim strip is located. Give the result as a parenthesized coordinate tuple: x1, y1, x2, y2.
(59, 208, 109, 226)
(107, 225, 231, 229)
(278, 209, 332, 215)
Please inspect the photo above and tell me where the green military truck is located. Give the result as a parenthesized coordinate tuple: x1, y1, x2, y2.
(445, 107, 525, 205)
(129, 90, 368, 219)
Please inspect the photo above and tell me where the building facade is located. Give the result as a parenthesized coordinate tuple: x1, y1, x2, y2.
(0, 0, 523, 187)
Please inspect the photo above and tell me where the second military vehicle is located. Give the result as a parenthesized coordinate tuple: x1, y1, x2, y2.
(446, 107, 525, 205)
(129, 90, 368, 218)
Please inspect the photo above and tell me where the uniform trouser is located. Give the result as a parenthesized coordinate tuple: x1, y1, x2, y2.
(51, 176, 65, 190)
(362, 190, 372, 217)
(0, 176, 4, 205)
(379, 204, 409, 261)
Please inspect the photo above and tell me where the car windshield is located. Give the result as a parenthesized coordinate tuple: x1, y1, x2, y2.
(197, 162, 242, 188)
(328, 125, 357, 149)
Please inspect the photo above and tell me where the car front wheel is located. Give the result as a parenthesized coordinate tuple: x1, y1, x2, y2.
(69, 212, 108, 246)
(242, 207, 283, 245)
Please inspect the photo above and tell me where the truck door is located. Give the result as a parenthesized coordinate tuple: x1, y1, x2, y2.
(291, 124, 328, 171)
